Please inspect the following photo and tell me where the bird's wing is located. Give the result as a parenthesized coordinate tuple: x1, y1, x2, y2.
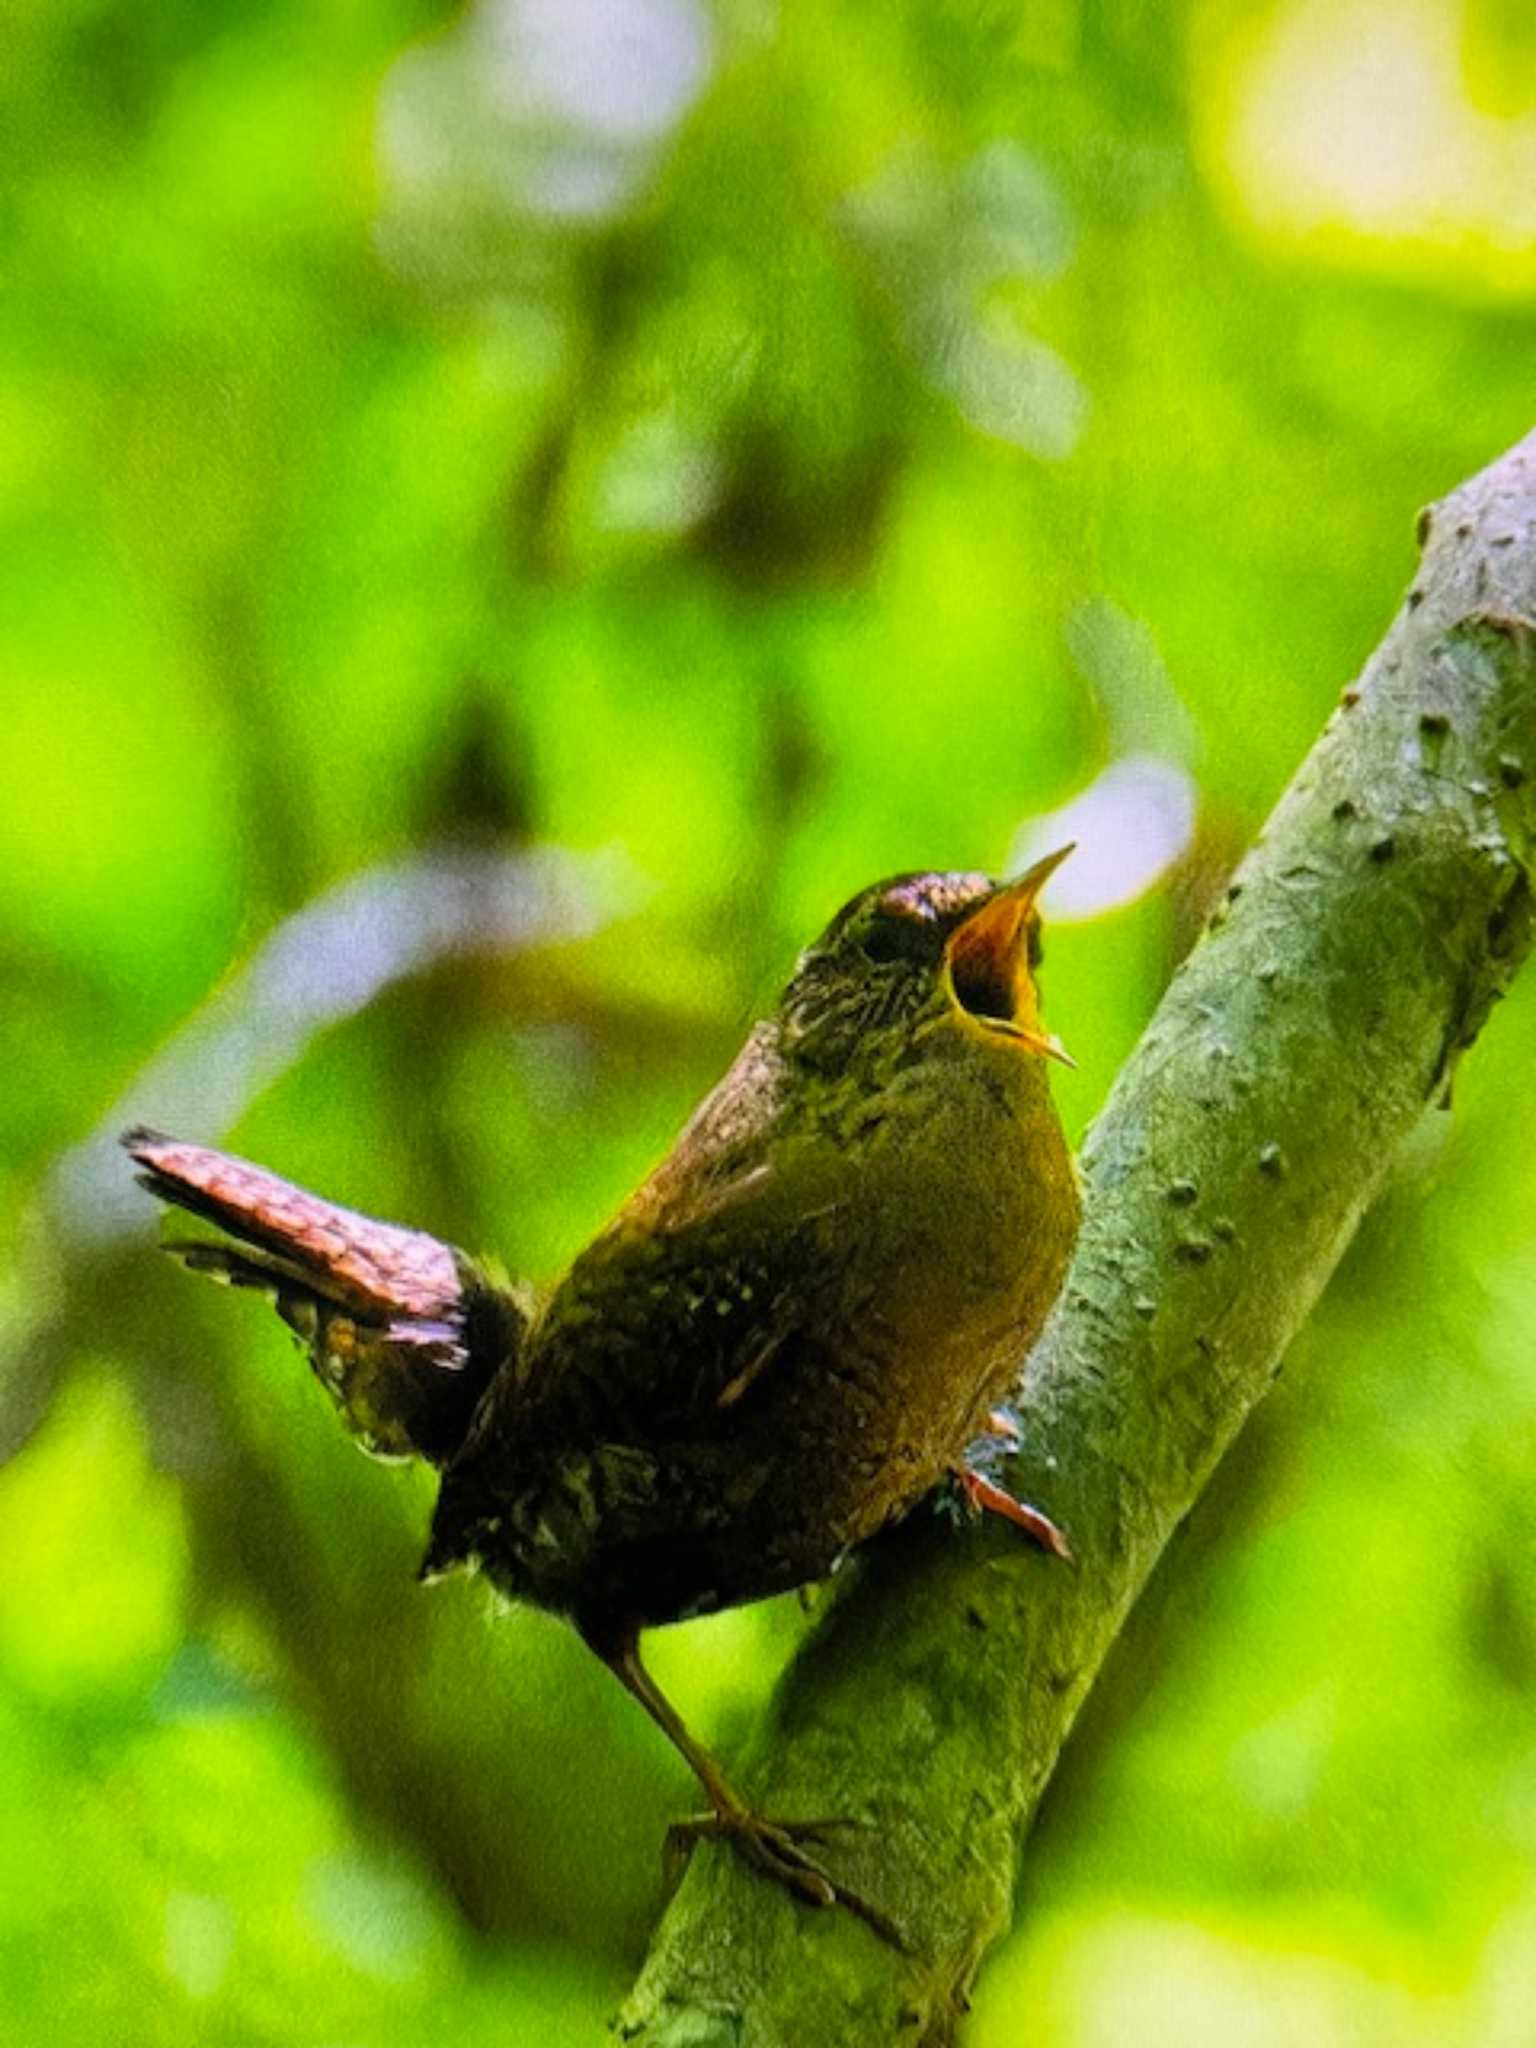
(529, 1133, 847, 1434)
(123, 1129, 525, 1464)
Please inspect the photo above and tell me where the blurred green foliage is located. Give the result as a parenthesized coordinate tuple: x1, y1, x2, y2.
(5, 0, 1536, 2040)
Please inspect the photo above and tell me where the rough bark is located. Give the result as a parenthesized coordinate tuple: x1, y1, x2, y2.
(617, 428, 1536, 2045)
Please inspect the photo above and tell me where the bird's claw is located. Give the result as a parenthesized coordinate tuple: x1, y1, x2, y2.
(663, 1808, 908, 1949)
(953, 1464, 1073, 1560)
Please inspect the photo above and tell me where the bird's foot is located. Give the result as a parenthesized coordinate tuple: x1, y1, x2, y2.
(953, 1464, 1073, 1561)
(664, 1806, 908, 1949)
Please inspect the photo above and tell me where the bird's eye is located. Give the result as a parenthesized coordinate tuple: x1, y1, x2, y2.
(857, 915, 935, 965)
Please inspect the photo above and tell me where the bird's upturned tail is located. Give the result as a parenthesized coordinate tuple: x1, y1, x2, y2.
(122, 1128, 523, 1466)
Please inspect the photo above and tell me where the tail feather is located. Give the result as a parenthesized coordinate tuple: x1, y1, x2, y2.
(124, 1125, 464, 1322)
(123, 1128, 523, 1466)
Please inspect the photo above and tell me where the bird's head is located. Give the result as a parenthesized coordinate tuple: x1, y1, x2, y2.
(778, 848, 1075, 1075)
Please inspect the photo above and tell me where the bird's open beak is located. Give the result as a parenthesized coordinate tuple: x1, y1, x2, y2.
(944, 845, 1076, 1066)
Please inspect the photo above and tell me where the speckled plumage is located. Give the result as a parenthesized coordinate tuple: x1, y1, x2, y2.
(428, 920, 1078, 1634)
(125, 860, 1078, 1938)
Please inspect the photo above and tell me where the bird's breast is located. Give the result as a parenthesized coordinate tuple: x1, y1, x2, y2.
(839, 1045, 1074, 1309)
(787, 1042, 1078, 1482)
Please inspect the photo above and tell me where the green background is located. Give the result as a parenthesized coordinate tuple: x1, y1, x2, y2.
(5, 0, 1536, 2040)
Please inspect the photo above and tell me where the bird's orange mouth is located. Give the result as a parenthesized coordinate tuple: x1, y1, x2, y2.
(945, 846, 1076, 1066)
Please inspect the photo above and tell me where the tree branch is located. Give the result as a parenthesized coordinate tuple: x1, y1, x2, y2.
(616, 427, 1536, 2044)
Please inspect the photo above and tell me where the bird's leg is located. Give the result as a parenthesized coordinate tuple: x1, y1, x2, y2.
(580, 1619, 907, 1949)
(955, 1466, 1072, 1559)
(941, 1404, 1074, 1558)
(953, 1420, 1073, 1560)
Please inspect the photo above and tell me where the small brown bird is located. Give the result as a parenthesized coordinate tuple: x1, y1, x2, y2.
(125, 851, 1079, 1940)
